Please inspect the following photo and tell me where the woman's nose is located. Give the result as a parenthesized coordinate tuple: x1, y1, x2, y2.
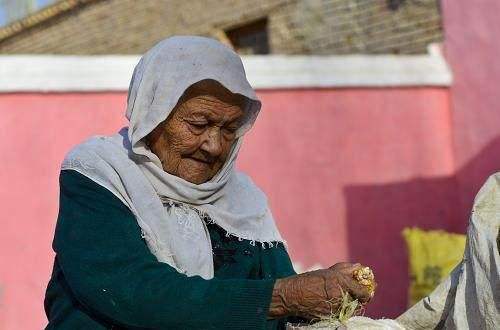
(200, 127, 223, 157)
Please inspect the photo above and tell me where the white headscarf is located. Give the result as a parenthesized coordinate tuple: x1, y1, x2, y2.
(62, 36, 285, 279)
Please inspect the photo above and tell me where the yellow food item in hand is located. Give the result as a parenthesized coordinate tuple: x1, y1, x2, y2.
(353, 267, 376, 296)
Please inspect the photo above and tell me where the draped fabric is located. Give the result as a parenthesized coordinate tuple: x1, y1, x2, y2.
(397, 173, 500, 329)
(62, 36, 285, 279)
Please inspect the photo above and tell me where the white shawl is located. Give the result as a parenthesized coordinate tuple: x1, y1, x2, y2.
(62, 36, 285, 279)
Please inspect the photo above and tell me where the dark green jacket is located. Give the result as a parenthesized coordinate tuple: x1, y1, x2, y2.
(45, 170, 297, 329)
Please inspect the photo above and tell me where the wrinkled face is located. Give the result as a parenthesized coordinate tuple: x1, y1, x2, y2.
(146, 81, 246, 184)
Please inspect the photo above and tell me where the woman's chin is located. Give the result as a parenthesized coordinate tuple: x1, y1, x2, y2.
(183, 176, 208, 184)
(178, 169, 211, 185)
(177, 159, 215, 184)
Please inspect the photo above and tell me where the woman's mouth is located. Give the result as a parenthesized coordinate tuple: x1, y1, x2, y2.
(189, 156, 212, 165)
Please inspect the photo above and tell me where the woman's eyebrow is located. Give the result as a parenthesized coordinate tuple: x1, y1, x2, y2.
(197, 97, 240, 109)
(183, 110, 209, 119)
(187, 108, 235, 122)
(226, 115, 244, 125)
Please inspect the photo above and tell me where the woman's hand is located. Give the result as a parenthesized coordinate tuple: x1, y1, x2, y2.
(268, 262, 373, 320)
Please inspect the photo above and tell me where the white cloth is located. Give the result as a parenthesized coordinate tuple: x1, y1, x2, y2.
(287, 317, 404, 330)
(62, 36, 285, 280)
(397, 173, 500, 329)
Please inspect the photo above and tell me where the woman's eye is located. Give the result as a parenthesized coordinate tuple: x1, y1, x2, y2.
(188, 122, 207, 130)
(222, 126, 238, 138)
(224, 124, 239, 133)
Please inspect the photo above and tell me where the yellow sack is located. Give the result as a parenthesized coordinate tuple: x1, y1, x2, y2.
(402, 228, 466, 306)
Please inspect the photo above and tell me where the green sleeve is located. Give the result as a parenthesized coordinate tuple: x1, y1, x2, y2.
(53, 169, 275, 329)
(260, 242, 297, 279)
(259, 240, 298, 330)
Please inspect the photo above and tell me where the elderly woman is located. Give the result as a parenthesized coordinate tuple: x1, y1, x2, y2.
(44, 36, 372, 329)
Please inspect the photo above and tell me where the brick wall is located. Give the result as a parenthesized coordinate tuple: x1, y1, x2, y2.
(0, 0, 442, 54)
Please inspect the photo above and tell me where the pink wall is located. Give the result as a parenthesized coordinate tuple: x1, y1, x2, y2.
(2, 3, 499, 327)
(0, 93, 127, 330)
(0, 87, 453, 328)
(442, 0, 500, 222)
(240, 88, 456, 317)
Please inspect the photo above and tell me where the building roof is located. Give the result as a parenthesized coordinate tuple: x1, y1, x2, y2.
(0, 0, 443, 55)
(0, 0, 101, 43)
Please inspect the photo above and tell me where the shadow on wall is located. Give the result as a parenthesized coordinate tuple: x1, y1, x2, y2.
(343, 136, 500, 318)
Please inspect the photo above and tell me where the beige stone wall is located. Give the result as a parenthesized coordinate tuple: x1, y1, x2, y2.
(0, 0, 442, 55)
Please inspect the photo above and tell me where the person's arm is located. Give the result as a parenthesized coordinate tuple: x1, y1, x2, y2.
(259, 241, 301, 329)
(259, 235, 374, 328)
(53, 170, 274, 329)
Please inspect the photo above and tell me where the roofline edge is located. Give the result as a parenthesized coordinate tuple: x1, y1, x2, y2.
(0, 51, 453, 92)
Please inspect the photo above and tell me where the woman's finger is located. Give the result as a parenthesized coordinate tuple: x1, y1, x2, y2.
(329, 262, 360, 271)
(300, 300, 334, 320)
(344, 278, 373, 304)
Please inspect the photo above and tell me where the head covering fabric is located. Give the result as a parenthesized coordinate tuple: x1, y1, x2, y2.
(61, 36, 285, 279)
